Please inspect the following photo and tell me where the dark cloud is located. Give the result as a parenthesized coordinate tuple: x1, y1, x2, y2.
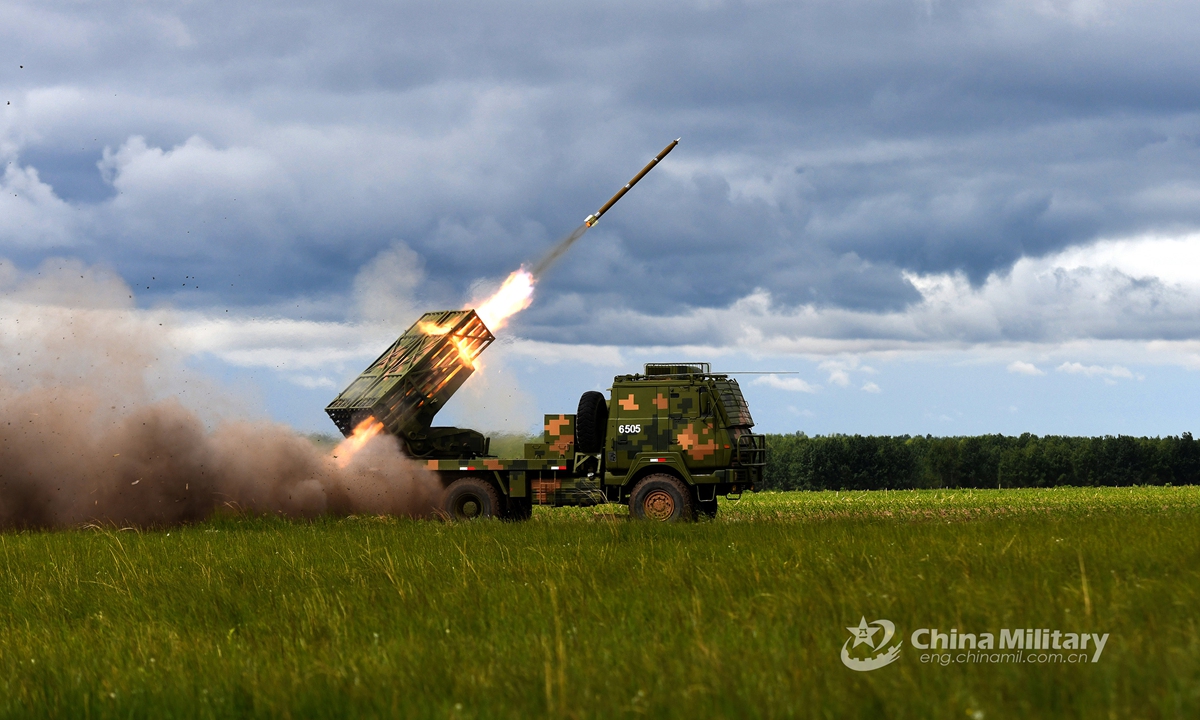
(2, 0, 1200, 343)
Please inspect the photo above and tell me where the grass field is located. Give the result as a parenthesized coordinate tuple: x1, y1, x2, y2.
(1, 487, 1198, 718)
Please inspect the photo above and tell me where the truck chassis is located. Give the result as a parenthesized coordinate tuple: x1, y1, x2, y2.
(326, 311, 765, 521)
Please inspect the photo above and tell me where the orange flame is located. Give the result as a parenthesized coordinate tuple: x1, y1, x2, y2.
(412, 267, 534, 369)
(450, 336, 477, 369)
(332, 416, 384, 468)
(474, 268, 534, 331)
(416, 320, 483, 369)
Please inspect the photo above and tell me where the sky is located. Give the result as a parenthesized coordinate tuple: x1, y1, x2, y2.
(3, 0, 1200, 437)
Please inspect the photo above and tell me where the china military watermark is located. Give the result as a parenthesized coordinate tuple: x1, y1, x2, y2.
(911, 627, 1109, 664)
(840, 617, 904, 671)
(840, 616, 1109, 671)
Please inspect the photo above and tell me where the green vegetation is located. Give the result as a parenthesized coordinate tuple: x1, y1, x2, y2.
(486, 431, 541, 459)
(2, 487, 1198, 718)
(765, 432, 1200, 490)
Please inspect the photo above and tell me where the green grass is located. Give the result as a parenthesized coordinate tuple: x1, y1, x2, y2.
(1, 487, 1198, 718)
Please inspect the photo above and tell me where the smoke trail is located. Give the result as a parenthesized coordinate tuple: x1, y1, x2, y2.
(531, 223, 590, 278)
(0, 258, 441, 530)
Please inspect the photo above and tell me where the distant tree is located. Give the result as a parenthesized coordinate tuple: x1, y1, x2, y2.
(761, 432, 1200, 491)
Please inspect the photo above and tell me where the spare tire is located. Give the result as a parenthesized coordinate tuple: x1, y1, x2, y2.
(575, 391, 609, 453)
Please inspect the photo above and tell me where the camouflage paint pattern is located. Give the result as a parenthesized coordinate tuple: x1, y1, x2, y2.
(543, 414, 575, 457)
(605, 376, 755, 477)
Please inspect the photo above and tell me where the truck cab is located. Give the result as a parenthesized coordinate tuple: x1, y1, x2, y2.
(578, 363, 766, 519)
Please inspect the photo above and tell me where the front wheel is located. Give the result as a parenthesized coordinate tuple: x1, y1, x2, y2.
(629, 474, 694, 522)
(442, 477, 501, 520)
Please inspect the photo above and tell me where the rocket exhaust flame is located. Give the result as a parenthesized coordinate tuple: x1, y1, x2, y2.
(418, 316, 495, 368)
(474, 267, 535, 330)
(332, 416, 385, 467)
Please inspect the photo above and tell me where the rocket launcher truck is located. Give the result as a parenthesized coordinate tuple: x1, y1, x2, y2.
(326, 310, 766, 521)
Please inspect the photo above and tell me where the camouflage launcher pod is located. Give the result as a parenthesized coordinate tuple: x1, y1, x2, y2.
(325, 310, 495, 458)
(327, 315, 766, 522)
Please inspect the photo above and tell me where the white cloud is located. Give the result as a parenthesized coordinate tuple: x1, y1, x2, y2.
(0, 163, 79, 248)
(1007, 361, 1045, 375)
(170, 315, 393, 372)
(754, 375, 818, 393)
(1056, 362, 1134, 378)
(287, 374, 336, 389)
(818, 357, 866, 386)
(504, 339, 625, 367)
(1051, 233, 1200, 287)
(583, 232, 1200, 353)
(861, 381, 881, 393)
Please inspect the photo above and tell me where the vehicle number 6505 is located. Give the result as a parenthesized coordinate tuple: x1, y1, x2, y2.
(618, 424, 642, 434)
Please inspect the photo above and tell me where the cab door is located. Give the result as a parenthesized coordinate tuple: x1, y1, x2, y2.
(608, 387, 669, 470)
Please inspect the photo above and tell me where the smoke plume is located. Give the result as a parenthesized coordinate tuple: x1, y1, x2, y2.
(531, 223, 590, 278)
(0, 258, 441, 530)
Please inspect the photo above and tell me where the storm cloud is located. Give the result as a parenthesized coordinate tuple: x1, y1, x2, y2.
(2, 0, 1199, 338)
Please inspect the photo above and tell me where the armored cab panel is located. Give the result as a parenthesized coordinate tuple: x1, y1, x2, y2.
(526, 414, 575, 459)
(606, 365, 766, 479)
(325, 310, 494, 438)
(711, 378, 753, 428)
(542, 414, 575, 454)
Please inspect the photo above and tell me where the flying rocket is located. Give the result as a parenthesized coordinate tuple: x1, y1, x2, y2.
(583, 138, 679, 227)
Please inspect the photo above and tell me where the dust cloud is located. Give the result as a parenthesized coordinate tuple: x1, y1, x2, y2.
(0, 259, 441, 530)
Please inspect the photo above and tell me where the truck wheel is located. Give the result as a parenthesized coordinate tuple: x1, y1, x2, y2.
(505, 496, 533, 522)
(575, 391, 608, 453)
(629, 474, 694, 522)
(442, 477, 501, 520)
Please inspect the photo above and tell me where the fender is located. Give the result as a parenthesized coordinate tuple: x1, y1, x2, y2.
(624, 452, 695, 487)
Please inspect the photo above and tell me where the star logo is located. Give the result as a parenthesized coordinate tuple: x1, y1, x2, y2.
(840, 616, 902, 672)
(847, 616, 881, 648)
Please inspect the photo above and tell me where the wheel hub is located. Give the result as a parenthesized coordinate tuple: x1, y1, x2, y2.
(643, 489, 675, 520)
(459, 498, 481, 518)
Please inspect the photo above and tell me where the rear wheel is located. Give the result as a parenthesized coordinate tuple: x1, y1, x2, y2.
(442, 477, 501, 520)
(629, 474, 694, 522)
(575, 391, 609, 453)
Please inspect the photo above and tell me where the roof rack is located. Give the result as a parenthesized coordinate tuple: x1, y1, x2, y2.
(643, 362, 711, 377)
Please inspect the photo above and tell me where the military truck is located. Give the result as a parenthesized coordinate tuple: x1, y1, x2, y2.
(326, 309, 766, 521)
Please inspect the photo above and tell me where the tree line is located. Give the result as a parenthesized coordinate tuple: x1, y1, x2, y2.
(761, 433, 1200, 491)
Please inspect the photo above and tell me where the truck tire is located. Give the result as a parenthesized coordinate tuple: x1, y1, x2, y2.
(505, 495, 533, 522)
(629, 474, 694, 522)
(442, 477, 501, 520)
(575, 391, 608, 453)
